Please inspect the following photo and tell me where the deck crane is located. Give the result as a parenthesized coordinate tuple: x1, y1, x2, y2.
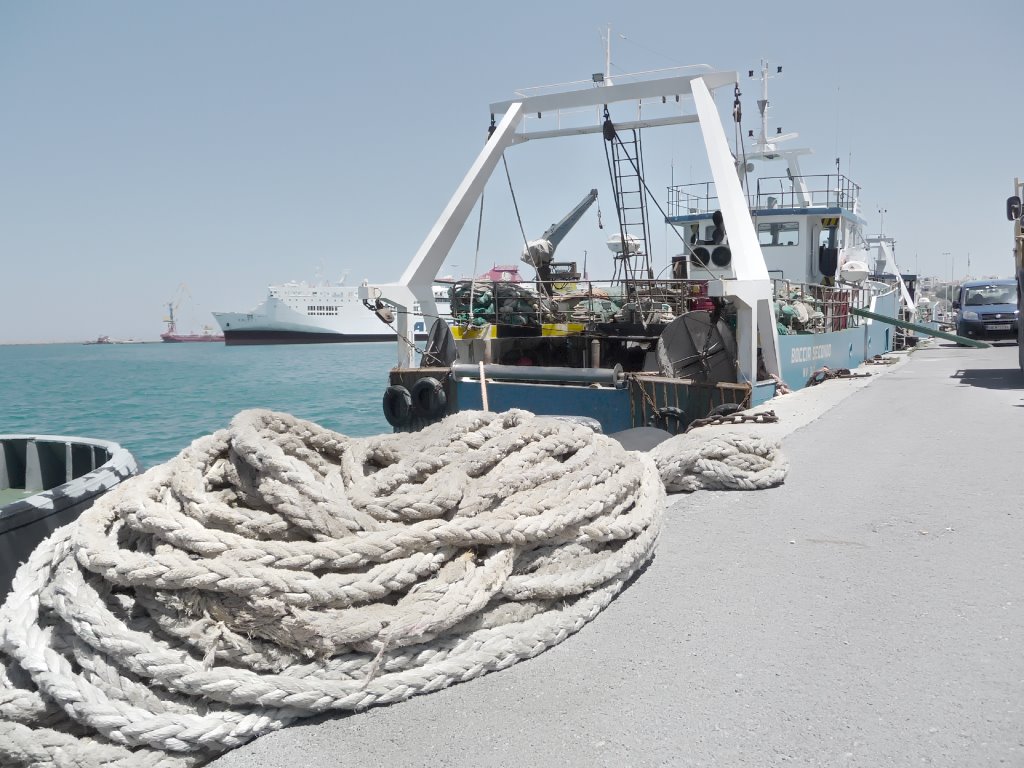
(540, 188, 600, 248)
(521, 189, 599, 294)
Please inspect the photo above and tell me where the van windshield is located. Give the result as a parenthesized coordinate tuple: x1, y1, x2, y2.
(963, 286, 1014, 306)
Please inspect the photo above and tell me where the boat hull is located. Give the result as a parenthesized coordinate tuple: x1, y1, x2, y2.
(383, 286, 899, 435)
(439, 321, 890, 434)
(160, 334, 224, 343)
(223, 330, 429, 346)
(776, 287, 899, 389)
(388, 366, 763, 437)
(777, 326, 885, 388)
(1, 435, 138, 596)
(447, 315, 897, 432)
(451, 377, 762, 435)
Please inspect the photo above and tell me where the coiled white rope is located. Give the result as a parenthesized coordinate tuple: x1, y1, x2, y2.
(651, 429, 789, 493)
(0, 410, 666, 766)
(0, 408, 785, 767)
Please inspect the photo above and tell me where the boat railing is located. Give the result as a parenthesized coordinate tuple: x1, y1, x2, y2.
(754, 174, 860, 212)
(666, 182, 719, 217)
(446, 275, 881, 335)
(446, 277, 721, 327)
(666, 173, 861, 217)
(773, 278, 875, 334)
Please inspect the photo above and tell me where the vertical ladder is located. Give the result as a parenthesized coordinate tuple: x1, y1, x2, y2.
(607, 127, 654, 289)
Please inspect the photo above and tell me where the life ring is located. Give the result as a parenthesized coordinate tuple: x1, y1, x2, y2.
(411, 376, 447, 419)
(383, 385, 413, 427)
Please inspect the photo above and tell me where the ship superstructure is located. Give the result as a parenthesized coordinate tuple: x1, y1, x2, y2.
(213, 279, 449, 346)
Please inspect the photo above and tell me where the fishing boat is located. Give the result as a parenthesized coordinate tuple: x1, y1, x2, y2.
(0, 433, 138, 596)
(212, 279, 451, 346)
(359, 62, 900, 435)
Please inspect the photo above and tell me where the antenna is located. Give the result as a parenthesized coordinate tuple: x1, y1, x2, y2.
(750, 60, 786, 149)
(877, 206, 887, 234)
(604, 24, 613, 84)
(834, 84, 841, 165)
(593, 25, 613, 86)
(756, 60, 769, 147)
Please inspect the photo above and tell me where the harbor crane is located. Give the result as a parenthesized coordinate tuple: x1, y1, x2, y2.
(163, 283, 194, 335)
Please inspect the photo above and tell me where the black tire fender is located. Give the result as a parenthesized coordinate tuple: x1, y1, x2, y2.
(383, 385, 413, 427)
(649, 406, 687, 432)
(411, 376, 447, 419)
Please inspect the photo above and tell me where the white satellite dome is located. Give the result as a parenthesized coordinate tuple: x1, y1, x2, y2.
(839, 260, 870, 284)
(606, 233, 641, 255)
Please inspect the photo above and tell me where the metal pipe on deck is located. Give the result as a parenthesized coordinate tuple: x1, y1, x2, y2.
(452, 363, 624, 387)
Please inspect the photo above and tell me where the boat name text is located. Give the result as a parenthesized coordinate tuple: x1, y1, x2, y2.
(790, 343, 832, 364)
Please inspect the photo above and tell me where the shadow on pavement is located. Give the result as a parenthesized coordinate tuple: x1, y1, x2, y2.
(951, 368, 1024, 390)
(933, 341, 1020, 349)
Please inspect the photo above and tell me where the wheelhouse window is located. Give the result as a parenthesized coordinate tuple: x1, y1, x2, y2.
(758, 221, 799, 247)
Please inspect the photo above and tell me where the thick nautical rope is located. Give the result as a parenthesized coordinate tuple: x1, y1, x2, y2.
(0, 409, 665, 767)
(650, 428, 789, 493)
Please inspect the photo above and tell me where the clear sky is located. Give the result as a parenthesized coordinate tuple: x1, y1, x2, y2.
(1, 0, 1020, 343)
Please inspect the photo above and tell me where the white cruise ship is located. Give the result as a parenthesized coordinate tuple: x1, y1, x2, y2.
(213, 280, 450, 346)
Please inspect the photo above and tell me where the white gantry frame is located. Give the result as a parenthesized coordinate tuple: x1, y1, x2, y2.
(359, 70, 780, 384)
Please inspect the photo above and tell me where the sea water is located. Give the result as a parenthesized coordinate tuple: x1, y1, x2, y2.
(0, 342, 399, 469)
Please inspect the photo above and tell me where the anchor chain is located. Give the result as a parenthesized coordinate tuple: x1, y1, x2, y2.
(685, 409, 779, 432)
(805, 367, 873, 387)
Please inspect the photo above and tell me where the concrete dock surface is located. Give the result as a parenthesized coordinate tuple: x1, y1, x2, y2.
(212, 341, 1024, 768)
